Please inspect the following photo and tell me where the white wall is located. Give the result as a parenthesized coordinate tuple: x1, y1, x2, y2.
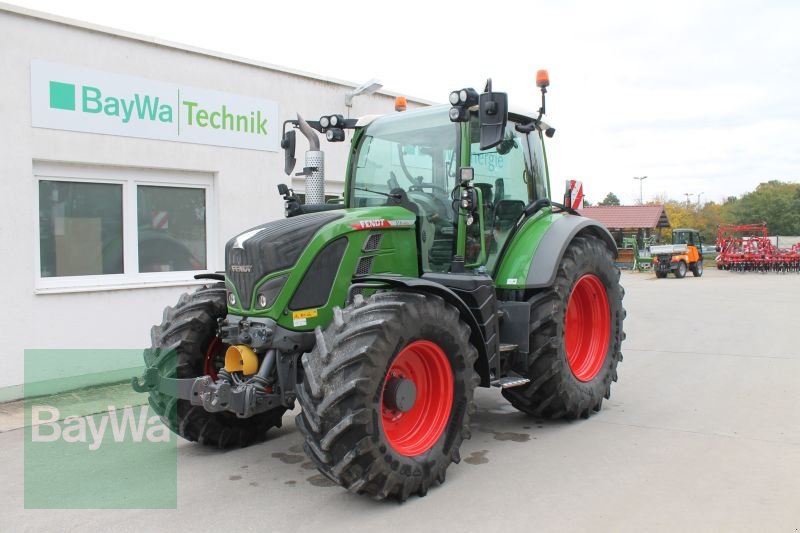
(0, 8, 425, 398)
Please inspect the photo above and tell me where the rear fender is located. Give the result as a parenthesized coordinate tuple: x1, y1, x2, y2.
(495, 212, 617, 289)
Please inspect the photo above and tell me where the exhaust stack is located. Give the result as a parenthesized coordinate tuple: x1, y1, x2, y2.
(296, 113, 325, 205)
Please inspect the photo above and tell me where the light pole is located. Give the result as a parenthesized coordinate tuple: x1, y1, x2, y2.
(683, 192, 695, 206)
(633, 176, 648, 204)
(697, 192, 704, 207)
(345, 79, 383, 117)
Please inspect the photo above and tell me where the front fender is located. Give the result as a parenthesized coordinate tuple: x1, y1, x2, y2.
(495, 212, 617, 289)
(353, 275, 492, 387)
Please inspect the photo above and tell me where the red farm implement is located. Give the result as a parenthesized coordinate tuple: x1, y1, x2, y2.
(716, 223, 800, 272)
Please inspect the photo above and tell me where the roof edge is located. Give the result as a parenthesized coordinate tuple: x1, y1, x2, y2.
(0, 2, 437, 106)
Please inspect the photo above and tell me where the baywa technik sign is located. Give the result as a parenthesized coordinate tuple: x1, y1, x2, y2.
(31, 60, 280, 151)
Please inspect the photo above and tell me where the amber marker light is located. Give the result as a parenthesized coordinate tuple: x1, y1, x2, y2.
(395, 96, 407, 112)
(536, 69, 550, 88)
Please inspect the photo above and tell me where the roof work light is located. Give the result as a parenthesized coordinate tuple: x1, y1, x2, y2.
(449, 87, 478, 123)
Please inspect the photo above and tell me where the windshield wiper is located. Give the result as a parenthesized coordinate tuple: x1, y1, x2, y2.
(354, 187, 402, 200)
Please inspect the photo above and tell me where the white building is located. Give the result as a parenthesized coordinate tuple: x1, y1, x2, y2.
(0, 3, 427, 400)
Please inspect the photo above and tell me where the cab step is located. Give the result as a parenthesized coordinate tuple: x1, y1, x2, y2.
(490, 376, 531, 389)
(499, 343, 518, 352)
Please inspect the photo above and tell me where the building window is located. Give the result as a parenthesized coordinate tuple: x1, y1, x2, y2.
(137, 186, 207, 273)
(39, 180, 124, 277)
(34, 162, 215, 292)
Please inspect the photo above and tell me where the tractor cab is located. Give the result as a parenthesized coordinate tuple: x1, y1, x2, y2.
(672, 228, 702, 248)
(348, 105, 551, 272)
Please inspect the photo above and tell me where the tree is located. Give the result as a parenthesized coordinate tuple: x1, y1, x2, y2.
(722, 181, 800, 236)
(658, 200, 722, 243)
(598, 192, 621, 206)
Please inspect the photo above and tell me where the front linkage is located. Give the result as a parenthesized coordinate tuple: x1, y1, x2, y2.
(133, 315, 312, 418)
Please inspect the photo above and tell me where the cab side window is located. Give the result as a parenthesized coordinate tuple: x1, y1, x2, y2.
(528, 131, 549, 201)
(470, 120, 533, 268)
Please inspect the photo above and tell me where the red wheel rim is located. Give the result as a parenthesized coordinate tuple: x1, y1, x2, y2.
(564, 274, 611, 382)
(203, 337, 224, 381)
(380, 340, 453, 457)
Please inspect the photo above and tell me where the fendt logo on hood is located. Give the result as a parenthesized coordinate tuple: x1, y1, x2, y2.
(230, 265, 253, 273)
(350, 219, 415, 230)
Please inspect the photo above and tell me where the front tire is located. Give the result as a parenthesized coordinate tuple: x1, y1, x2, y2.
(144, 284, 286, 448)
(295, 291, 479, 501)
(502, 235, 625, 419)
(691, 261, 704, 277)
(675, 260, 687, 278)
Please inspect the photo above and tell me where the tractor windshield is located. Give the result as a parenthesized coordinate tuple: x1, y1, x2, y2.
(350, 107, 458, 208)
(350, 107, 459, 271)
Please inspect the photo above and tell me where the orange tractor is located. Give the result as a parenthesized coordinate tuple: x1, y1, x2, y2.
(651, 228, 704, 278)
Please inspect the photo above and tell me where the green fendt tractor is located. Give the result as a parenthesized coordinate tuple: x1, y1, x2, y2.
(133, 72, 625, 501)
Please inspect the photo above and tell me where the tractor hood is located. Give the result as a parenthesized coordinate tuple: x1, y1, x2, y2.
(225, 211, 344, 310)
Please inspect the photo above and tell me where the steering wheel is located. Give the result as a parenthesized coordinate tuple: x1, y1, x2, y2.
(391, 171, 447, 195)
(408, 180, 450, 197)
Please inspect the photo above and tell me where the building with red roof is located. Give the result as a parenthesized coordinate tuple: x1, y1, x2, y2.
(577, 205, 671, 246)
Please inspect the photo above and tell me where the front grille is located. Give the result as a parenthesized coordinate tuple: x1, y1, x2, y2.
(288, 237, 348, 311)
(225, 211, 343, 309)
(355, 255, 375, 276)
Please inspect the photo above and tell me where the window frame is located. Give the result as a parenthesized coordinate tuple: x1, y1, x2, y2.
(33, 162, 217, 293)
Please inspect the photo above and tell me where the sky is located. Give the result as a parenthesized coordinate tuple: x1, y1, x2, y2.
(7, 0, 800, 205)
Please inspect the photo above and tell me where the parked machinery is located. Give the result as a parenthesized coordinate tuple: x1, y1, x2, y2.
(651, 228, 704, 279)
(716, 223, 800, 272)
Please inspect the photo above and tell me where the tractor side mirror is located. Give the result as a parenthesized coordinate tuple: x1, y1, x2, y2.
(281, 130, 296, 176)
(478, 90, 508, 150)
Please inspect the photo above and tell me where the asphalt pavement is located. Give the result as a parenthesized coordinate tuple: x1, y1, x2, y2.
(1, 268, 798, 532)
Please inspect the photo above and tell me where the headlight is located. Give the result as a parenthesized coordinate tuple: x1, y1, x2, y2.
(449, 106, 468, 122)
(326, 128, 345, 142)
(256, 274, 288, 309)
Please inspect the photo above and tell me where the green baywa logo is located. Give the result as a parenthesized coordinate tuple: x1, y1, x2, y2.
(82, 86, 173, 123)
(48, 80, 268, 135)
(49, 81, 76, 111)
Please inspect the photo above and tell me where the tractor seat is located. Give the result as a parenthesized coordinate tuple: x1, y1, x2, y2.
(493, 200, 525, 231)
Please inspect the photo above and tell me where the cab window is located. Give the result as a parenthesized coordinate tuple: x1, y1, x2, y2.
(528, 131, 549, 201)
(469, 118, 533, 268)
(351, 107, 459, 272)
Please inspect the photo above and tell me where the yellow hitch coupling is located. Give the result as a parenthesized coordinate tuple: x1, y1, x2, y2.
(224, 345, 259, 375)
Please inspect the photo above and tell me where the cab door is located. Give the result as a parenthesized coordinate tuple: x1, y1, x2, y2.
(466, 117, 547, 269)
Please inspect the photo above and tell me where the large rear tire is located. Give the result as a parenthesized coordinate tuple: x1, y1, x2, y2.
(295, 291, 479, 501)
(144, 284, 286, 448)
(502, 235, 625, 419)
